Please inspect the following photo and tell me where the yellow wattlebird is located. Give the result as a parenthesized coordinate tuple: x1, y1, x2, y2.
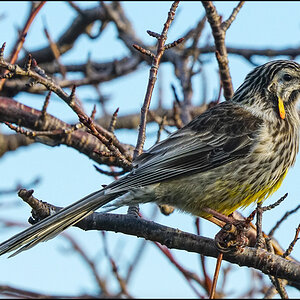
(0, 60, 300, 257)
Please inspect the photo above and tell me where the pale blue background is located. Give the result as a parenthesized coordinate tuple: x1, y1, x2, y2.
(0, 1, 299, 298)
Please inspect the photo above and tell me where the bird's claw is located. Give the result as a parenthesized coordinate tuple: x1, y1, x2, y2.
(214, 221, 250, 252)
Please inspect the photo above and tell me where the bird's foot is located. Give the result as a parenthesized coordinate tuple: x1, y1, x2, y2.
(203, 208, 251, 252)
(214, 220, 250, 252)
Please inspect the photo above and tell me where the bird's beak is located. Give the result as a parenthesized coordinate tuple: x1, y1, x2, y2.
(278, 96, 286, 119)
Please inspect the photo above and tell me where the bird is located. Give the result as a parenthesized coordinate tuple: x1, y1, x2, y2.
(1, 59, 300, 257)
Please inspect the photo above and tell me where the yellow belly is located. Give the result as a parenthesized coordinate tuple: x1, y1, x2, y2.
(225, 169, 288, 215)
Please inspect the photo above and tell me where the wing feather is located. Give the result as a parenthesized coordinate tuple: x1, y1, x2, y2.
(108, 102, 263, 192)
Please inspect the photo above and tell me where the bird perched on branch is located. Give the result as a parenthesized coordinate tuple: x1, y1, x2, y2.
(0, 60, 300, 257)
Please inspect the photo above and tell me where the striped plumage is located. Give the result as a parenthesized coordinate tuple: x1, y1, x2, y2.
(1, 60, 300, 257)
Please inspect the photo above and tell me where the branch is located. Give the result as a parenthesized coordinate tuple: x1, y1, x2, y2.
(0, 96, 134, 168)
(0, 1, 46, 90)
(0, 284, 100, 299)
(201, 1, 244, 100)
(1, 55, 143, 97)
(0, 133, 33, 158)
(17, 188, 300, 285)
(221, 1, 245, 32)
(15, 4, 108, 67)
(133, 1, 180, 158)
(71, 214, 300, 285)
(0, 56, 132, 161)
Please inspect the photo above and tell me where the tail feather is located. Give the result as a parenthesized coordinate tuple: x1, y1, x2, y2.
(7, 210, 92, 258)
(0, 188, 121, 257)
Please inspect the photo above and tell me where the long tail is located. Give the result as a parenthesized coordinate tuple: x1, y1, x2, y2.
(0, 189, 122, 257)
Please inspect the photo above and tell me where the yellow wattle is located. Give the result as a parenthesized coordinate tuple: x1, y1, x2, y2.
(278, 96, 286, 119)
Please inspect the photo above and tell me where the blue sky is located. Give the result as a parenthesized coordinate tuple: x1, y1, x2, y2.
(0, 1, 300, 298)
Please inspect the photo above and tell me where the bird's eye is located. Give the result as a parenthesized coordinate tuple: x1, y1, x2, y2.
(283, 74, 293, 81)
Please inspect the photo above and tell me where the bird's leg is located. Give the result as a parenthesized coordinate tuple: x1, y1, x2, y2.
(202, 207, 235, 224)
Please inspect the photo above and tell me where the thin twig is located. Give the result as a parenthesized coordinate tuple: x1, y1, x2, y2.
(255, 202, 264, 248)
(201, 1, 244, 100)
(269, 203, 300, 237)
(195, 218, 212, 296)
(0, 1, 46, 90)
(133, 1, 180, 158)
(221, 1, 245, 31)
(41, 91, 52, 120)
(209, 253, 223, 299)
(262, 193, 288, 212)
(153, 242, 204, 298)
(4, 121, 82, 138)
(101, 231, 132, 297)
(43, 24, 67, 78)
(93, 165, 127, 177)
(282, 224, 300, 259)
(0, 42, 6, 60)
(63, 233, 109, 294)
(266, 238, 289, 299)
(108, 108, 119, 133)
(132, 44, 155, 58)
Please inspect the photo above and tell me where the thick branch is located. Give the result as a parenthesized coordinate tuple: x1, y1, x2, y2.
(0, 133, 33, 158)
(0, 97, 134, 168)
(17, 188, 300, 286)
(75, 214, 300, 285)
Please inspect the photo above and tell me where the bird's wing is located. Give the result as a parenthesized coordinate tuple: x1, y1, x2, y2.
(107, 101, 263, 192)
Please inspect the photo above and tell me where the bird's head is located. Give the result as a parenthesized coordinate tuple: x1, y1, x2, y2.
(232, 60, 300, 121)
